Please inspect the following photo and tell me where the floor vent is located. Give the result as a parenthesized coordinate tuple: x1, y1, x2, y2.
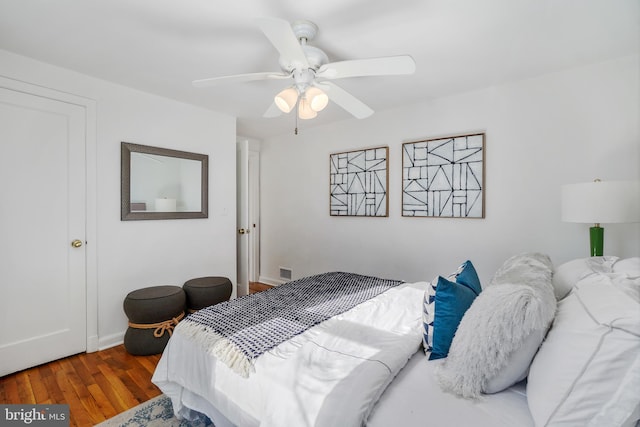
(279, 267, 292, 281)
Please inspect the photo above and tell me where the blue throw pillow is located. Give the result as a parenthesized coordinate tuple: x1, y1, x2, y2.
(423, 261, 482, 360)
(453, 260, 482, 295)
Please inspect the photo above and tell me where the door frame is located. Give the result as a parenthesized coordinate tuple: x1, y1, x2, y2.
(236, 137, 261, 295)
(0, 75, 98, 352)
(236, 139, 249, 297)
(248, 148, 260, 282)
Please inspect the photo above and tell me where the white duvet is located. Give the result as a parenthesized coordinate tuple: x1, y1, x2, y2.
(152, 281, 429, 427)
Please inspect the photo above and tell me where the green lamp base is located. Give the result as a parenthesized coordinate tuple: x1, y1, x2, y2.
(589, 226, 603, 257)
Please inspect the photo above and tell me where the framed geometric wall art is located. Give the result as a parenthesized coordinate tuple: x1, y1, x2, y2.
(330, 146, 389, 217)
(402, 133, 485, 218)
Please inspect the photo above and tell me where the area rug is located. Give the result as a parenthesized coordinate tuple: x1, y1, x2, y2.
(96, 394, 213, 426)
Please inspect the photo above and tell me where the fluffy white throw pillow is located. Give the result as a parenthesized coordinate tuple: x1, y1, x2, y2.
(490, 252, 554, 287)
(437, 253, 556, 399)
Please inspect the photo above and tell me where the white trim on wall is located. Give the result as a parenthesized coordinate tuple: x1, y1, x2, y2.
(98, 332, 125, 351)
(258, 275, 285, 287)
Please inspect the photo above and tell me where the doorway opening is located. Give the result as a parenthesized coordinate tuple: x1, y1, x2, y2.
(236, 138, 261, 297)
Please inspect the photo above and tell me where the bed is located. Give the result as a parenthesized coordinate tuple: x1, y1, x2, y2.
(152, 255, 640, 427)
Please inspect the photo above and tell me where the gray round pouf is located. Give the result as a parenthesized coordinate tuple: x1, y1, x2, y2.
(183, 276, 232, 312)
(123, 285, 185, 355)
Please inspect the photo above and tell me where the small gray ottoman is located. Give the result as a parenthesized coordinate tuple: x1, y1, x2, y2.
(123, 285, 185, 355)
(183, 276, 232, 312)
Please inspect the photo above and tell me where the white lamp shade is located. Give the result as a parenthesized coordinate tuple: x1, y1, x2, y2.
(561, 180, 640, 224)
(306, 87, 329, 112)
(298, 97, 317, 119)
(274, 87, 298, 113)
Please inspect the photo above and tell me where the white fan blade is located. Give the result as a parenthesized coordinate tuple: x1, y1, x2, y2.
(193, 72, 289, 88)
(263, 102, 283, 118)
(257, 18, 309, 69)
(317, 55, 416, 79)
(315, 81, 373, 119)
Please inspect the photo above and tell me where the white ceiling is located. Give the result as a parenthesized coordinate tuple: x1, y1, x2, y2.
(0, 0, 637, 138)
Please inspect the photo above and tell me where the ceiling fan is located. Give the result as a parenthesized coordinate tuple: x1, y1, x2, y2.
(193, 18, 416, 121)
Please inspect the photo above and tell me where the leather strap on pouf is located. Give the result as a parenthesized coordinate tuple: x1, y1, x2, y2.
(128, 312, 185, 337)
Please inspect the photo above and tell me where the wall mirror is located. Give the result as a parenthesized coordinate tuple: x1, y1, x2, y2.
(121, 142, 208, 220)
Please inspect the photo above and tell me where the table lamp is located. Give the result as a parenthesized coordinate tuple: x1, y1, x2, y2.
(561, 179, 640, 256)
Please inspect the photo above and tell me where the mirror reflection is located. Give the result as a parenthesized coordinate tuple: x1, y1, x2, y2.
(130, 153, 201, 212)
(121, 142, 208, 220)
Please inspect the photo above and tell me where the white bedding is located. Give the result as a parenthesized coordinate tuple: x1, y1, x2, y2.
(152, 280, 533, 426)
(369, 353, 532, 426)
(153, 281, 430, 427)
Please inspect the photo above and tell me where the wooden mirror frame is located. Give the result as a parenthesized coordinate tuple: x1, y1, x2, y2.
(121, 142, 208, 220)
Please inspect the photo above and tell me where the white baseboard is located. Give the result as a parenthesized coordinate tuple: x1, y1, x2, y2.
(258, 275, 285, 286)
(87, 334, 99, 353)
(98, 331, 125, 351)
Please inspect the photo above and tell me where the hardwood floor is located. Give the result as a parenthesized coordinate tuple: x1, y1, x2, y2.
(249, 281, 273, 293)
(0, 345, 162, 426)
(0, 282, 273, 426)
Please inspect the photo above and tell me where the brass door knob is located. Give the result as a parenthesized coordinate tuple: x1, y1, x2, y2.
(238, 228, 246, 235)
(71, 239, 83, 248)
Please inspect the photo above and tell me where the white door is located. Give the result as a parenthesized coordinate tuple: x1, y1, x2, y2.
(236, 139, 261, 296)
(0, 86, 87, 376)
(236, 140, 250, 297)
(248, 150, 260, 282)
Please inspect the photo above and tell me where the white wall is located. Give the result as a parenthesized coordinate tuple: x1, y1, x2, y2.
(260, 55, 640, 286)
(0, 50, 237, 349)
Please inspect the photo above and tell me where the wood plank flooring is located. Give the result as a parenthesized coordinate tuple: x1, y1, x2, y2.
(0, 282, 273, 426)
(0, 345, 162, 426)
(249, 281, 273, 293)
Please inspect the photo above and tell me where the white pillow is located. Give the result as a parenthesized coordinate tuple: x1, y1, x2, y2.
(484, 327, 545, 393)
(552, 256, 620, 300)
(613, 257, 640, 277)
(437, 253, 556, 398)
(527, 269, 640, 426)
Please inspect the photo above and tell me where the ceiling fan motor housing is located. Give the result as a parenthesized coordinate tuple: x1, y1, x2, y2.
(278, 20, 328, 73)
(292, 20, 318, 41)
(279, 44, 328, 73)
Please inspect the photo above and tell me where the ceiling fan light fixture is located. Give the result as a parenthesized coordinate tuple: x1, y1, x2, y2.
(298, 97, 317, 119)
(274, 87, 298, 113)
(194, 19, 414, 122)
(306, 87, 329, 112)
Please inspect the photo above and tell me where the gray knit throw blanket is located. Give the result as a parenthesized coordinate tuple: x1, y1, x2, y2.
(175, 272, 403, 377)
